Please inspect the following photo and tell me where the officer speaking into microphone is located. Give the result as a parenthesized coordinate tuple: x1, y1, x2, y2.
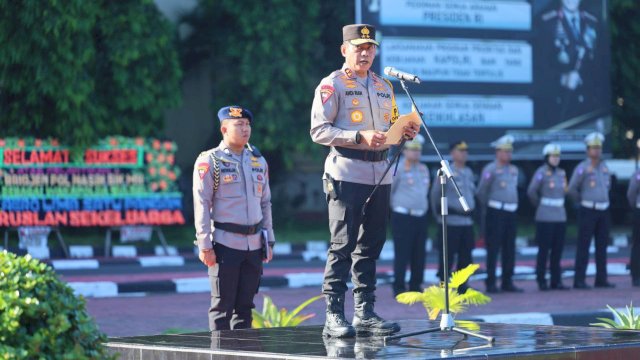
(310, 24, 420, 338)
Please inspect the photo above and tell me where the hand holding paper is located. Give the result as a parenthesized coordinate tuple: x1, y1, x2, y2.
(384, 111, 421, 144)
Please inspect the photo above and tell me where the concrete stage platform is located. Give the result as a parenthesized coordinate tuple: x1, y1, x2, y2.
(106, 320, 640, 359)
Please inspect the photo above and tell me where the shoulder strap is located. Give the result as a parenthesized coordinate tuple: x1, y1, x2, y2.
(246, 143, 262, 158)
(209, 153, 220, 193)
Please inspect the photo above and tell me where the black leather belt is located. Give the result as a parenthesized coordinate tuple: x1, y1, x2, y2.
(214, 220, 262, 235)
(332, 147, 388, 162)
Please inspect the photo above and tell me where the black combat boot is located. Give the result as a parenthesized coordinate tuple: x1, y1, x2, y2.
(352, 292, 400, 336)
(323, 294, 356, 338)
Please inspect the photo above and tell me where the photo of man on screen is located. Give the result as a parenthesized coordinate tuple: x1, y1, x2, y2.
(536, 0, 605, 128)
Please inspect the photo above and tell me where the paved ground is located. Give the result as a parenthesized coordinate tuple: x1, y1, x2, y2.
(87, 273, 636, 337)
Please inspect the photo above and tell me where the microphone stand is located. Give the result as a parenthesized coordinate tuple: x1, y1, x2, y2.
(383, 79, 494, 345)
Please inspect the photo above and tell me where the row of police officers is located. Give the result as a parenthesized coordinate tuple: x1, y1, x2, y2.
(390, 132, 623, 296)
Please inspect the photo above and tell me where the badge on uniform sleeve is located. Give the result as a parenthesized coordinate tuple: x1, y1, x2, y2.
(320, 85, 335, 104)
(197, 163, 210, 180)
(549, 181, 555, 189)
(352, 98, 360, 106)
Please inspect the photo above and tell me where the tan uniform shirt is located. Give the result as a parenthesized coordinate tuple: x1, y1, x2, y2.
(567, 159, 610, 204)
(476, 161, 519, 208)
(430, 164, 476, 226)
(391, 160, 430, 213)
(192, 141, 274, 251)
(310, 64, 399, 185)
(527, 164, 567, 222)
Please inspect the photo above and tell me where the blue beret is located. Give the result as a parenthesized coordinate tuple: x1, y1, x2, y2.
(217, 105, 253, 122)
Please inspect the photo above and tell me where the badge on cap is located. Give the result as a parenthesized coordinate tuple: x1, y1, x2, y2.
(229, 107, 243, 118)
(361, 26, 371, 39)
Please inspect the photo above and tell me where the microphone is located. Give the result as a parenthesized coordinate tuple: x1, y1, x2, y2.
(384, 67, 421, 84)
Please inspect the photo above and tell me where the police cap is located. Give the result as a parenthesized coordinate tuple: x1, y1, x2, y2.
(491, 135, 514, 151)
(404, 134, 425, 150)
(449, 140, 469, 151)
(343, 24, 379, 46)
(217, 105, 253, 123)
(542, 143, 561, 156)
(584, 132, 604, 147)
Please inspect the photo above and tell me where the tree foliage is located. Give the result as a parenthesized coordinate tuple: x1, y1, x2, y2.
(0, 0, 182, 150)
(610, 0, 640, 156)
(179, 0, 353, 168)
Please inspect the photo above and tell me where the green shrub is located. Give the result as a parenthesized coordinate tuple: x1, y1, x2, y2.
(591, 302, 640, 330)
(252, 294, 322, 328)
(396, 264, 491, 330)
(0, 251, 114, 359)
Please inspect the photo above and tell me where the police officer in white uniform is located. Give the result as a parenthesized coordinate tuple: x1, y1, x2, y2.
(568, 132, 614, 289)
(390, 134, 429, 296)
(430, 140, 476, 294)
(310, 24, 419, 338)
(626, 168, 640, 287)
(476, 135, 523, 293)
(527, 144, 569, 291)
(193, 105, 275, 330)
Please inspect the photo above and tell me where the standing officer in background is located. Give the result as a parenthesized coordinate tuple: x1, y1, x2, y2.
(527, 144, 569, 291)
(430, 140, 476, 294)
(193, 105, 275, 331)
(627, 168, 640, 287)
(568, 132, 614, 289)
(476, 135, 523, 293)
(390, 134, 429, 297)
(310, 24, 420, 338)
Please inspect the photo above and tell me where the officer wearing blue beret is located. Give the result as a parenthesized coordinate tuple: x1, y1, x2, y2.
(193, 105, 275, 330)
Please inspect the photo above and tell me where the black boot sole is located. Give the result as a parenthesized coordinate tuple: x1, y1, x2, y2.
(323, 327, 356, 338)
(353, 325, 401, 337)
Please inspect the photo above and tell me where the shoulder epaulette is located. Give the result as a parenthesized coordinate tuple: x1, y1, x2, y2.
(382, 77, 394, 90)
(198, 149, 214, 158)
(328, 69, 343, 80)
(246, 143, 262, 158)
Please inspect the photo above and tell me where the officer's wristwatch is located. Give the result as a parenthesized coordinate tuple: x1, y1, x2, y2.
(354, 131, 362, 144)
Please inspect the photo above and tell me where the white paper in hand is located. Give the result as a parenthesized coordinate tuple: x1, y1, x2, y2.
(384, 111, 421, 144)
